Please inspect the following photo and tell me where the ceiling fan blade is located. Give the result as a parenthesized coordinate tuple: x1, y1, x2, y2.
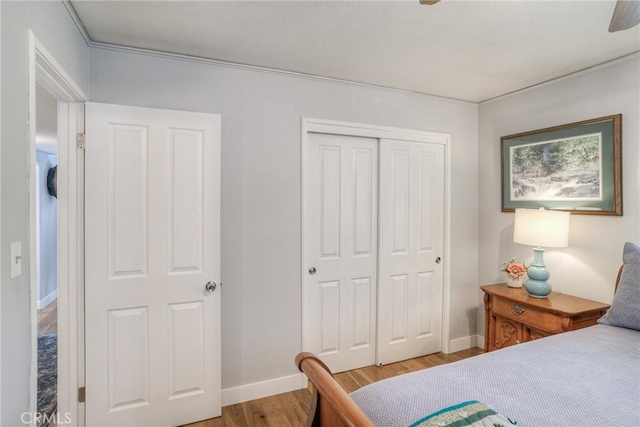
(419, 0, 440, 5)
(609, 0, 640, 32)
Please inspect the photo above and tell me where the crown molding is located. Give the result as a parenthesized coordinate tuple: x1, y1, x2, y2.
(479, 51, 640, 105)
(64, 0, 474, 105)
(62, 0, 91, 46)
(89, 41, 476, 106)
(61, 0, 638, 107)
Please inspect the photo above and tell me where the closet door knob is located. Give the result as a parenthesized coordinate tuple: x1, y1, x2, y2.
(435, 257, 442, 264)
(309, 267, 317, 275)
(205, 281, 217, 293)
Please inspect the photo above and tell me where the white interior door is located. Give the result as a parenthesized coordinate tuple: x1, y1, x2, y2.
(377, 139, 444, 365)
(85, 103, 221, 426)
(304, 132, 378, 374)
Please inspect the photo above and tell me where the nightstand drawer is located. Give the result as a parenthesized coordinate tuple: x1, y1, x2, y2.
(493, 297, 564, 333)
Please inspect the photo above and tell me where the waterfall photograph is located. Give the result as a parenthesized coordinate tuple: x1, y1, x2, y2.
(501, 115, 621, 215)
(509, 133, 602, 201)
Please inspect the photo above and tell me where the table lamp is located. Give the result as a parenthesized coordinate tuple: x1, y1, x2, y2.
(513, 208, 570, 298)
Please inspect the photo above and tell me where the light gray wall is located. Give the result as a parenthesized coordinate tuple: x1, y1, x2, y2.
(1, 1, 89, 423)
(477, 57, 640, 336)
(89, 46, 479, 390)
(36, 151, 58, 306)
(0, 1, 3, 421)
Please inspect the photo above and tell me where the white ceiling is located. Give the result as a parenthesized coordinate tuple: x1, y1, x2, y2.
(71, 0, 640, 102)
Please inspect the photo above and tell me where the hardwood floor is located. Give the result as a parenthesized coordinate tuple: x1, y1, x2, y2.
(38, 299, 58, 335)
(184, 347, 483, 427)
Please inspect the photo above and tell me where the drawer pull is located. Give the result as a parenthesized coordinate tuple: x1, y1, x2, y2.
(511, 305, 525, 315)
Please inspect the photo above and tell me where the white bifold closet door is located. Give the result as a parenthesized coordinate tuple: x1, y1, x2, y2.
(84, 103, 221, 427)
(377, 139, 444, 365)
(304, 132, 379, 374)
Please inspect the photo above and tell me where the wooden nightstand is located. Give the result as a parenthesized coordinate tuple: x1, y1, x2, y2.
(481, 284, 610, 352)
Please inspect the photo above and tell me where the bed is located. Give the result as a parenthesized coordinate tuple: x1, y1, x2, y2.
(296, 244, 640, 427)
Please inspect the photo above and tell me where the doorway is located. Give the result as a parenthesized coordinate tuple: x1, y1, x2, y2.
(35, 82, 59, 425)
(28, 31, 87, 427)
(301, 118, 450, 373)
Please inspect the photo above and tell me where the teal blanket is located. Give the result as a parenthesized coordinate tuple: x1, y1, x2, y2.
(409, 401, 517, 427)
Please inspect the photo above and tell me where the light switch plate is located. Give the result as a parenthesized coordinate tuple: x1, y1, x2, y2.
(11, 242, 22, 278)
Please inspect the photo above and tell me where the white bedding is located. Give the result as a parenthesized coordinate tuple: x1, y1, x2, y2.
(350, 325, 640, 427)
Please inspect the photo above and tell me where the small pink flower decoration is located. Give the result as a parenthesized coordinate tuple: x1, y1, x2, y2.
(500, 258, 528, 279)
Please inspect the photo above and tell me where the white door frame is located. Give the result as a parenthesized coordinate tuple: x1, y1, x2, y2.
(300, 117, 453, 365)
(28, 30, 88, 426)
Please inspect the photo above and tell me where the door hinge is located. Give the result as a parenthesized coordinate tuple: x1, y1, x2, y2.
(78, 387, 86, 403)
(77, 133, 86, 150)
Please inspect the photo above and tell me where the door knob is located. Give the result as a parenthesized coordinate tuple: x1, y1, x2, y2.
(205, 281, 217, 293)
(309, 267, 316, 275)
(435, 257, 441, 264)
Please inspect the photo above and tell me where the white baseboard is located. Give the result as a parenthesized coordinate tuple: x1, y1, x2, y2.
(448, 335, 482, 353)
(37, 290, 57, 310)
(221, 336, 488, 407)
(222, 373, 307, 407)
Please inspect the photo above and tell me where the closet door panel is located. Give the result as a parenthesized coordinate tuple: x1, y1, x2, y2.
(377, 139, 444, 365)
(304, 132, 378, 373)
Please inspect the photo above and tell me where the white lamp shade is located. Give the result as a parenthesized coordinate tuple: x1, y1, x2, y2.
(513, 208, 570, 248)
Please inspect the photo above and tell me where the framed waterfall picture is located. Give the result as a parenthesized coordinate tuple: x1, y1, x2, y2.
(501, 114, 622, 215)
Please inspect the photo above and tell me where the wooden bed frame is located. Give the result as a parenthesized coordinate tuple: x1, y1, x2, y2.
(296, 266, 622, 427)
(295, 352, 374, 426)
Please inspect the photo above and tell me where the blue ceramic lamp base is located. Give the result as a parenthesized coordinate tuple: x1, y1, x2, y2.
(525, 248, 552, 298)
